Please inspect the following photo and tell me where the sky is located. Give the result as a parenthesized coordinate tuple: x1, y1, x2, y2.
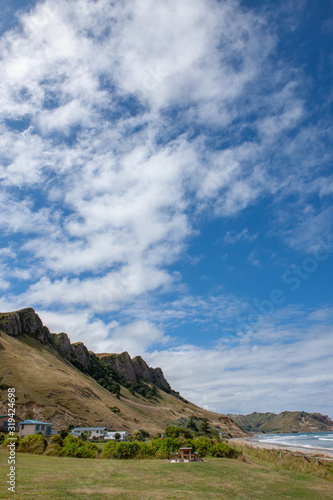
(0, 0, 332, 417)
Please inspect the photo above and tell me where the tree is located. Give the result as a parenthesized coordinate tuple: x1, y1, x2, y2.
(132, 430, 143, 441)
(114, 432, 121, 441)
(199, 418, 211, 435)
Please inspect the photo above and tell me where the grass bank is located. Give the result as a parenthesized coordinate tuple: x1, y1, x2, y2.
(234, 443, 333, 482)
(1, 449, 333, 499)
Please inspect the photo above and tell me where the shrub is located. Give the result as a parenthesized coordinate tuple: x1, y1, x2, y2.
(149, 437, 181, 459)
(132, 430, 143, 441)
(103, 439, 117, 458)
(192, 437, 213, 457)
(45, 435, 64, 456)
(112, 441, 140, 459)
(19, 434, 47, 454)
(3, 433, 22, 449)
(58, 429, 69, 439)
(164, 426, 193, 439)
(210, 442, 239, 458)
(0, 432, 5, 444)
(59, 435, 100, 458)
(136, 442, 153, 459)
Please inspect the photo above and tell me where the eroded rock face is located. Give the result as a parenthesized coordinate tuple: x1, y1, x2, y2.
(52, 332, 72, 362)
(150, 367, 171, 390)
(132, 356, 152, 383)
(100, 352, 137, 384)
(0, 308, 52, 344)
(98, 352, 171, 389)
(71, 342, 91, 371)
(0, 308, 172, 393)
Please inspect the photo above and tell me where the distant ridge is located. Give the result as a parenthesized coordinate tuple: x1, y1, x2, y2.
(227, 411, 333, 433)
(0, 308, 247, 436)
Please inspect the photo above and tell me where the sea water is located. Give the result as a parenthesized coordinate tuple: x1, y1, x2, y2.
(254, 432, 333, 451)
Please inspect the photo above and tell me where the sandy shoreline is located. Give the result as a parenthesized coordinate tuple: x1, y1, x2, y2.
(229, 437, 333, 459)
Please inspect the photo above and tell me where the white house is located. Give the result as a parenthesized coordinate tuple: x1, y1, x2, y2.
(19, 419, 55, 438)
(71, 427, 107, 440)
(105, 431, 129, 441)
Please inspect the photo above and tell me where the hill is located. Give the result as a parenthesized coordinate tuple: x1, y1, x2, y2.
(0, 308, 246, 436)
(227, 411, 333, 433)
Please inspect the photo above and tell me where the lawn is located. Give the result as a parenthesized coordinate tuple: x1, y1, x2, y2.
(1, 449, 333, 499)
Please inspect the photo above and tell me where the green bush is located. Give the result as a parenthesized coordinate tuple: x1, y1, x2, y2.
(149, 437, 181, 459)
(18, 434, 47, 454)
(210, 442, 239, 458)
(59, 435, 100, 458)
(45, 434, 64, 456)
(164, 426, 193, 439)
(135, 442, 153, 458)
(0, 432, 5, 444)
(103, 440, 118, 458)
(3, 432, 22, 449)
(192, 437, 213, 457)
(113, 441, 140, 459)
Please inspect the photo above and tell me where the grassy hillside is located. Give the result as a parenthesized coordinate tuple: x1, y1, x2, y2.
(0, 331, 245, 436)
(228, 411, 333, 433)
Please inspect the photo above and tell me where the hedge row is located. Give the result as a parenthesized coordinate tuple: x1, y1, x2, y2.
(2, 433, 240, 460)
(103, 437, 240, 460)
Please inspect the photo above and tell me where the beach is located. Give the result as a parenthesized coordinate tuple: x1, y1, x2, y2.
(230, 437, 333, 460)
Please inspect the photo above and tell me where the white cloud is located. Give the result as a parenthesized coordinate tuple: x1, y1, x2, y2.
(224, 228, 258, 245)
(145, 321, 333, 415)
(0, 0, 332, 416)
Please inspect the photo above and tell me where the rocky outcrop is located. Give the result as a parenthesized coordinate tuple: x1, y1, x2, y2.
(0, 308, 172, 393)
(0, 308, 52, 344)
(71, 342, 91, 371)
(150, 367, 171, 390)
(52, 332, 72, 362)
(132, 356, 152, 383)
(98, 352, 171, 390)
(99, 352, 137, 384)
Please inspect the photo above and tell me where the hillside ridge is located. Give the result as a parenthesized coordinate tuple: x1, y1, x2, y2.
(227, 411, 333, 433)
(0, 308, 247, 436)
(0, 308, 170, 392)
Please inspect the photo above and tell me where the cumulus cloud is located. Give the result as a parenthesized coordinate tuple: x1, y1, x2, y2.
(146, 318, 333, 415)
(0, 0, 332, 415)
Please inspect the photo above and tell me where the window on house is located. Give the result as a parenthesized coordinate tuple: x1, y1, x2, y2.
(36, 424, 40, 431)
(21, 424, 24, 430)
(41, 425, 45, 431)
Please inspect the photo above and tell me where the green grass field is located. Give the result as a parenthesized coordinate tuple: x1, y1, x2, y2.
(1, 449, 333, 499)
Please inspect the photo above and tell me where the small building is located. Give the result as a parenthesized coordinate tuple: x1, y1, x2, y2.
(0, 415, 21, 433)
(105, 431, 129, 441)
(171, 447, 200, 463)
(19, 420, 55, 438)
(71, 427, 108, 440)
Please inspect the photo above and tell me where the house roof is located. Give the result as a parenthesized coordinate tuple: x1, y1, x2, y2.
(71, 427, 107, 432)
(20, 420, 54, 425)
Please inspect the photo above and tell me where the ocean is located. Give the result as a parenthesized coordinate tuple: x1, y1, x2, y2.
(254, 432, 333, 451)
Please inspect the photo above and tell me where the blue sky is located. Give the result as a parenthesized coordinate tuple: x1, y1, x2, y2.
(0, 0, 332, 417)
